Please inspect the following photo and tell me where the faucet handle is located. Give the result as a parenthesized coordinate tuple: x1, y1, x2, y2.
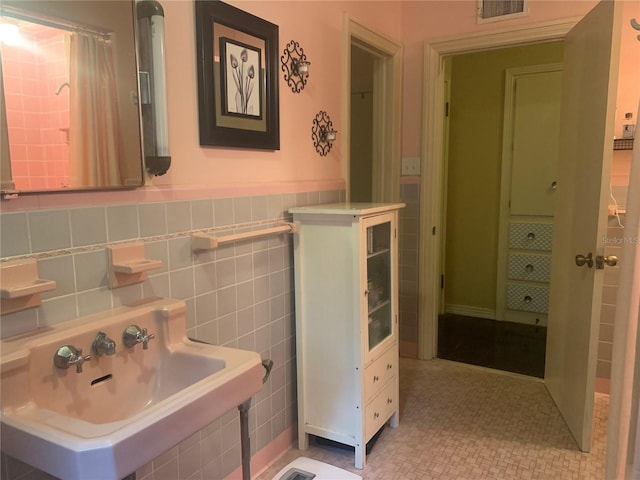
(92, 331, 116, 356)
(54, 345, 91, 373)
(69, 348, 92, 373)
(140, 328, 155, 350)
(123, 325, 155, 350)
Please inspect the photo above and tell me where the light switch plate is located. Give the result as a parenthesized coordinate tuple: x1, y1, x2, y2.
(401, 157, 420, 175)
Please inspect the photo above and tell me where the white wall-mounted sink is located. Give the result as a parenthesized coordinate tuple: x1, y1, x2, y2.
(0, 297, 264, 480)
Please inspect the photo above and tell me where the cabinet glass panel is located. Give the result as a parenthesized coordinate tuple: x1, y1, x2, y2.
(366, 221, 392, 351)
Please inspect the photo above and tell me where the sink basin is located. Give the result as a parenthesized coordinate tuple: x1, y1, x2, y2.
(0, 297, 264, 480)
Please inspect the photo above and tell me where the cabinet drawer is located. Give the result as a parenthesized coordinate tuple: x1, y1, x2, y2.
(364, 346, 397, 402)
(507, 283, 550, 313)
(509, 222, 553, 251)
(365, 380, 396, 441)
(508, 254, 551, 283)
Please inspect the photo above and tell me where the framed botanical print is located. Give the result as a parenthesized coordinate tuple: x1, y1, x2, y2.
(195, 1, 279, 149)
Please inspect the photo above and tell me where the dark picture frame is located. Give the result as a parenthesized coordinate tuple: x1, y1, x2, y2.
(195, 1, 279, 150)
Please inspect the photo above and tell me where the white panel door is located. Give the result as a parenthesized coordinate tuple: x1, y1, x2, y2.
(545, 0, 622, 451)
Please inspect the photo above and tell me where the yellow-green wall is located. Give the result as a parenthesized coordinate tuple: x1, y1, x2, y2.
(444, 41, 564, 313)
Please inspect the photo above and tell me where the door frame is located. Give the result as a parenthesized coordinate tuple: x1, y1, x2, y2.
(418, 18, 581, 360)
(342, 14, 403, 203)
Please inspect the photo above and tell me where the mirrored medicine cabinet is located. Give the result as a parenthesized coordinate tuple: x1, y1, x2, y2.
(0, 0, 145, 195)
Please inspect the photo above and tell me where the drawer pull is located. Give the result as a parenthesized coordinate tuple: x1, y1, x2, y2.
(387, 397, 393, 405)
(527, 232, 536, 241)
(373, 375, 379, 382)
(387, 363, 393, 370)
(524, 295, 533, 304)
(374, 412, 380, 419)
(525, 264, 534, 272)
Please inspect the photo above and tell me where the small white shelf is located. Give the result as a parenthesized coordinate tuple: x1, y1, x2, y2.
(369, 299, 391, 316)
(107, 241, 163, 289)
(367, 248, 390, 260)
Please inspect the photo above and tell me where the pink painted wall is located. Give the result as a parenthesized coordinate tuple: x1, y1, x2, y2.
(611, 0, 640, 188)
(6, 0, 634, 208)
(399, 0, 599, 157)
(150, 0, 402, 190)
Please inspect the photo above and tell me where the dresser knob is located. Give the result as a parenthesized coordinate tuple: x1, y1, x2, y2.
(374, 412, 380, 419)
(524, 295, 533, 304)
(525, 264, 534, 272)
(527, 232, 536, 241)
(387, 363, 392, 370)
(373, 375, 379, 382)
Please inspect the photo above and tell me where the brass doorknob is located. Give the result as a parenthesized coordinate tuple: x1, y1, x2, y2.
(575, 253, 594, 268)
(595, 255, 618, 269)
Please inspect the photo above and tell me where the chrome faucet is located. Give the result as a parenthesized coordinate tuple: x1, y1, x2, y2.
(92, 331, 116, 356)
(122, 325, 155, 350)
(54, 345, 91, 373)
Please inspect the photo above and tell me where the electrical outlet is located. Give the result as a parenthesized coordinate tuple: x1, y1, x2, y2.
(622, 124, 635, 139)
(401, 157, 420, 176)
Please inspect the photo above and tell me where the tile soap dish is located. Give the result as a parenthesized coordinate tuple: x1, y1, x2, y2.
(112, 259, 163, 274)
(107, 241, 163, 289)
(0, 258, 56, 315)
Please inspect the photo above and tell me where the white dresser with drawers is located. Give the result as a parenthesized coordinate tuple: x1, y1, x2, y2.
(504, 221, 553, 324)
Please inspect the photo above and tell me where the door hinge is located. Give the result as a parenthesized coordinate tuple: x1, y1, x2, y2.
(432, 226, 436, 235)
(395, 228, 397, 239)
(445, 102, 450, 117)
(441, 274, 445, 289)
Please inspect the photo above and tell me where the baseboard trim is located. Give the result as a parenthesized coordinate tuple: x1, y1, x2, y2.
(400, 340, 418, 358)
(444, 304, 496, 320)
(595, 377, 610, 395)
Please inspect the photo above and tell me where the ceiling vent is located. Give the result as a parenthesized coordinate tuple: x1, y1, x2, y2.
(478, 0, 528, 23)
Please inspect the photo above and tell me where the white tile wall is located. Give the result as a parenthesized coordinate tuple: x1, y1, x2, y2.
(0, 190, 343, 480)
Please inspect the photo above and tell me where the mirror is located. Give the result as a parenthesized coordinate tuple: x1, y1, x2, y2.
(0, 1, 144, 193)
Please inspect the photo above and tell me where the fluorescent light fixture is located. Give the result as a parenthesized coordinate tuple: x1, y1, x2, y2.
(137, 0, 171, 176)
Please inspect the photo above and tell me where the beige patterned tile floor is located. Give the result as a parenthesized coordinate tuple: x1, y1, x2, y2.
(258, 358, 608, 480)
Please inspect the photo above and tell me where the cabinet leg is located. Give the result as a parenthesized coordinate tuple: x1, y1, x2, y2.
(298, 429, 309, 450)
(390, 410, 399, 428)
(354, 444, 365, 469)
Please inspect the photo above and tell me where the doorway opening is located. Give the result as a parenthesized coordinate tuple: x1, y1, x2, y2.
(343, 15, 402, 203)
(350, 45, 375, 202)
(436, 44, 564, 379)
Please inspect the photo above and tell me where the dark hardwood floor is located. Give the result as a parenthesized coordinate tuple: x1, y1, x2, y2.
(437, 313, 546, 378)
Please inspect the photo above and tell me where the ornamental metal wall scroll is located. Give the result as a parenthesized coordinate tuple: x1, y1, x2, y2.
(312, 111, 337, 156)
(280, 40, 310, 93)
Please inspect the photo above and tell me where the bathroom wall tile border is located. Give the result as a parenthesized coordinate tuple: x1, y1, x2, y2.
(0, 179, 346, 213)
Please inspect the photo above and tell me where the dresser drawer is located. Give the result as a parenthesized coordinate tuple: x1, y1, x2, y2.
(507, 283, 550, 313)
(364, 346, 397, 402)
(508, 253, 551, 283)
(365, 380, 396, 441)
(509, 222, 553, 251)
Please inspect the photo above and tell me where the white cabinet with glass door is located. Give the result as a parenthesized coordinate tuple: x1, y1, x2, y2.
(290, 203, 404, 469)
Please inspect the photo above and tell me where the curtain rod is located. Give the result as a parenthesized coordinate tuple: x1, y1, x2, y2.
(1, 7, 111, 39)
